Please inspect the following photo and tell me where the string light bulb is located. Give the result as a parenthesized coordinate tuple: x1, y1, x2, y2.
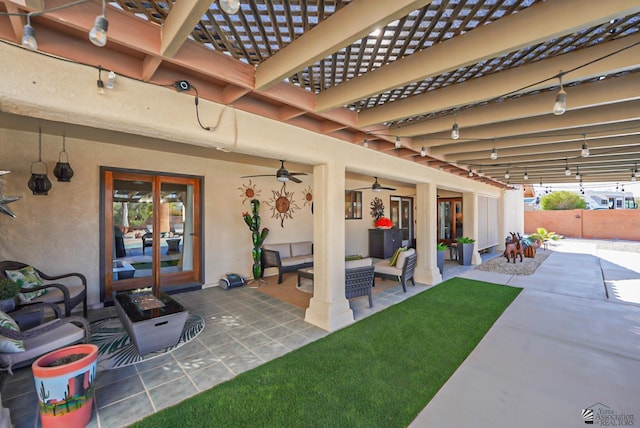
(220, 0, 241, 14)
(553, 72, 566, 115)
(450, 111, 460, 140)
(490, 146, 498, 160)
(420, 146, 426, 157)
(363, 138, 368, 148)
(581, 135, 589, 157)
(524, 168, 529, 180)
(395, 136, 401, 148)
(504, 170, 510, 180)
(564, 159, 571, 176)
(89, 0, 108, 47)
(575, 166, 581, 180)
(21, 15, 37, 51)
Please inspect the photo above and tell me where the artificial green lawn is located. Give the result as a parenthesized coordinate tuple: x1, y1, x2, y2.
(131, 278, 521, 428)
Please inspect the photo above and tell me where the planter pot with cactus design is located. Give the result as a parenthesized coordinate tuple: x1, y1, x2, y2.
(32, 344, 98, 428)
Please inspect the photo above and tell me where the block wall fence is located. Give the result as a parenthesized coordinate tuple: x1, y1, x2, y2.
(525, 210, 640, 241)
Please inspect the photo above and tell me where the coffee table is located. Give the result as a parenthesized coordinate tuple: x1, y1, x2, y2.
(114, 288, 188, 355)
(297, 267, 314, 292)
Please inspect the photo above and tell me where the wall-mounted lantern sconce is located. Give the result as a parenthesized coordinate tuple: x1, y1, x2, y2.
(28, 127, 52, 195)
(53, 134, 74, 182)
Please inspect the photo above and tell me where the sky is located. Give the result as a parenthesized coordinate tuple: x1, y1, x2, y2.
(529, 181, 640, 196)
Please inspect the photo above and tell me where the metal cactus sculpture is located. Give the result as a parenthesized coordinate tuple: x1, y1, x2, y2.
(243, 199, 269, 281)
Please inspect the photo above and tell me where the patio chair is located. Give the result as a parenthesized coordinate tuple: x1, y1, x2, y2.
(345, 265, 375, 308)
(142, 232, 153, 255)
(374, 251, 417, 292)
(0, 302, 89, 389)
(0, 261, 88, 317)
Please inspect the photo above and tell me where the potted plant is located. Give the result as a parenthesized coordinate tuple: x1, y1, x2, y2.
(436, 242, 448, 275)
(0, 278, 20, 312)
(529, 227, 561, 250)
(456, 236, 476, 265)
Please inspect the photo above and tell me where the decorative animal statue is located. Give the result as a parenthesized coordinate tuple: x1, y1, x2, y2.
(504, 232, 523, 263)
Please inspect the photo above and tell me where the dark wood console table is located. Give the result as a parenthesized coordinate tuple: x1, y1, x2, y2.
(368, 228, 402, 259)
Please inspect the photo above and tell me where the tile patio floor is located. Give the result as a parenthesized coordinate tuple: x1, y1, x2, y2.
(2, 257, 478, 428)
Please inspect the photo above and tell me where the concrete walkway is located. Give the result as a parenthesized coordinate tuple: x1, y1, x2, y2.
(410, 239, 640, 428)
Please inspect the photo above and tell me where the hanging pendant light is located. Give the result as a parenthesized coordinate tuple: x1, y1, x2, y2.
(53, 134, 74, 182)
(28, 127, 52, 195)
(220, 0, 240, 14)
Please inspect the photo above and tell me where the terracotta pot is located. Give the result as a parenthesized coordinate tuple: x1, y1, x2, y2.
(32, 344, 98, 428)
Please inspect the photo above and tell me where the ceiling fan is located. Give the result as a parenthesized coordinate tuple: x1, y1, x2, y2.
(241, 160, 307, 183)
(353, 177, 396, 192)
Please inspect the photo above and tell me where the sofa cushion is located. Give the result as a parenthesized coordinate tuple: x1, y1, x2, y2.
(290, 241, 312, 257)
(396, 248, 416, 268)
(281, 256, 311, 268)
(389, 246, 408, 266)
(263, 243, 291, 259)
(0, 311, 24, 353)
(373, 260, 401, 277)
(345, 258, 372, 269)
(5, 266, 48, 303)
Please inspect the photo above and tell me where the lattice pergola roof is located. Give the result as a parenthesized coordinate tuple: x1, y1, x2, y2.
(2, 0, 640, 186)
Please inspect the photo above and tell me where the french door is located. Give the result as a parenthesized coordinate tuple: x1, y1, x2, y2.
(390, 196, 413, 245)
(101, 168, 202, 301)
(437, 198, 463, 245)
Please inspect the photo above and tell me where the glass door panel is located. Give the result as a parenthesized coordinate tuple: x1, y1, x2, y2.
(390, 196, 413, 244)
(103, 169, 201, 301)
(437, 198, 462, 245)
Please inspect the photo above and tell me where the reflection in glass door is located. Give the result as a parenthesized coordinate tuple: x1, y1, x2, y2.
(102, 169, 202, 301)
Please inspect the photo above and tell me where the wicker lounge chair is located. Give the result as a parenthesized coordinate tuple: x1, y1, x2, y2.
(0, 261, 88, 317)
(0, 302, 89, 389)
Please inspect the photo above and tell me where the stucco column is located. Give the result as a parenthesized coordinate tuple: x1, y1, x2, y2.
(305, 162, 354, 331)
(502, 188, 525, 246)
(462, 191, 482, 265)
(414, 183, 441, 284)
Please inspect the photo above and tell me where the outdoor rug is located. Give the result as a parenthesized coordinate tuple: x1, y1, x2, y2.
(90, 312, 205, 371)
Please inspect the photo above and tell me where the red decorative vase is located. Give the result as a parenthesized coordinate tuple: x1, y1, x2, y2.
(32, 344, 98, 428)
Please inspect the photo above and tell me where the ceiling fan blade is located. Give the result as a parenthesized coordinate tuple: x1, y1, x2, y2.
(289, 176, 303, 183)
(240, 174, 275, 178)
(290, 172, 308, 176)
(381, 186, 396, 191)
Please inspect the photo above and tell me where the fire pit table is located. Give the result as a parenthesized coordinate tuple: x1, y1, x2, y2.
(113, 288, 188, 355)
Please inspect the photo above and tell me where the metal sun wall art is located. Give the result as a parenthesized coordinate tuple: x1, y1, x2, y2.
(266, 182, 300, 228)
(238, 179, 262, 204)
(302, 185, 312, 210)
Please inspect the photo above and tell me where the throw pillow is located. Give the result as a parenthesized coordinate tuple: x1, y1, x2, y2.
(389, 246, 408, 267)
(0, 310, 25, 353)
(5, 266, 48, 303)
